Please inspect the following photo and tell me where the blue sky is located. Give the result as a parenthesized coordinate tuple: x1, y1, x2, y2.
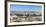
(10, 4, 42, 11)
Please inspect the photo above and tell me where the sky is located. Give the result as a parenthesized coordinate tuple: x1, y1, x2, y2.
(10, 4, 42, 11)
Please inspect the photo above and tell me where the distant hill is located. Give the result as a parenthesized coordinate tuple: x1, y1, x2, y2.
(10, 11, 42, 16)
